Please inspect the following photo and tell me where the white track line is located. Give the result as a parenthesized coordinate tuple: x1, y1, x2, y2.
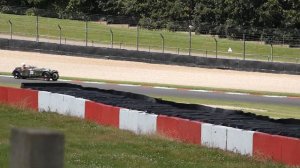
(118, 84, 141, 87)
(59, 79, 71, 82)
(0, 75, 13, 78)
(262, 95, 288, 98)
(189, 89, 213, 93)
(84, 81, 106, 85)
(225, 92, 250, 96)
(153, 86, 177, 90)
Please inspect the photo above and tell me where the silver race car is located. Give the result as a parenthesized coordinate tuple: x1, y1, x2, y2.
(12, 64, 59, 81)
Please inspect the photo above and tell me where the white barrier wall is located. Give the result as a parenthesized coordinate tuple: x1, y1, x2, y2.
(61, 95, 75, 116)
(211, 125, 228, 150)
(137, 112, 157, 135)
(38, 91, 85, 118)
(38, 91, 51, 112)
(201, 124, 228, 150)
(227, 127, 254, 156)
(50, 93, 64, 113)
(201, 123, 213, 147)
(119, 108, 140, 134)
(68, 97, 86, 118)
(37, 91, 256, 157)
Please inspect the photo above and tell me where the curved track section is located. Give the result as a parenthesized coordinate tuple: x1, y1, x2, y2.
(22, 82, 300, 138)
(1, 76, 300, 107)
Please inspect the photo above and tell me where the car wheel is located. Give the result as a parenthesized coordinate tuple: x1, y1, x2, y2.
(52, 72, 59, 81)
(43, 72, 51, 81)
(13, 71, 21, 79)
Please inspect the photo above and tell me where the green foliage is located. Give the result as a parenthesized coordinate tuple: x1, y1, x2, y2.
(0, 0, 299, 45)
(0, 0, 299, 30)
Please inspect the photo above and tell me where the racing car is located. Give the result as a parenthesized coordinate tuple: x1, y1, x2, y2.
(12, 64, 59, 81)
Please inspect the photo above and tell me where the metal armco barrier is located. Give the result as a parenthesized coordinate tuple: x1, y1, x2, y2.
(0, 85, 299, 166)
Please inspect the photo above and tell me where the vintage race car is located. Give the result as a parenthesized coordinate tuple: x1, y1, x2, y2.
(12, 65, 59, 81)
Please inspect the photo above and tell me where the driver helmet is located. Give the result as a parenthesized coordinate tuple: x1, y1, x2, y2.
(21, 62, 26, 67)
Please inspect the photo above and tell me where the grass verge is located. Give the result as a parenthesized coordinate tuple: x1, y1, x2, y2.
(0, 13, 299, 63)
(151, 95, 300, 119)
(0, 104, 285, 168)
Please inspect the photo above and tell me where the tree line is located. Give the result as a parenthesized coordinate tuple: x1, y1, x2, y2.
(1, 0, 300, 44)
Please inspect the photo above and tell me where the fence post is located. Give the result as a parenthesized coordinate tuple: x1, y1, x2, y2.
(214, 37, 218, 59)
(58, 24, 62, 45)
(36, 15, 39, 42)
(160, 33, 165, 53)
(110, 29, 114, 48)
(136, 25, 139, 51)
(8, 19, 12, 40)
(10, 128, 64, 168)
(270, 43, 274, 62)
(243, 33, 246, 60)
(188, 25, 193, 56)
(85, 20, 88, 47)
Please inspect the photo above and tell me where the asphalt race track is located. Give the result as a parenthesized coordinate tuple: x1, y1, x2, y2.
(1, 76, 300, 107)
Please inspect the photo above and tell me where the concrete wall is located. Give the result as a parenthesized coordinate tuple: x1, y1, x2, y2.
(0, 86, 299, 166)
(0, 38, 299, 75)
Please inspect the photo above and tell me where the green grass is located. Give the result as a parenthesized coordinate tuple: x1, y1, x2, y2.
(151, 96, 300, 119)
(0, 13, 299, 63)
(0, 82, 19, 88)
(0, 104, 286, 168)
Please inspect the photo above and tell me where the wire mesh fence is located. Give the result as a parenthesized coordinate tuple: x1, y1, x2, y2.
(0, 6, 299, 64)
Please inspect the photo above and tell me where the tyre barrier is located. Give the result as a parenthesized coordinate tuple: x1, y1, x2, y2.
(0, 85, 299, 166)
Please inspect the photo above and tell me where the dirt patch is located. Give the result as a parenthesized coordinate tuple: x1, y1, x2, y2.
(1, 49, 299, 93)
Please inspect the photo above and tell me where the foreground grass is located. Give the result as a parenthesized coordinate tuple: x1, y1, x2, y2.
(0, 104, 285, 168)
(152, 96, 300, 119)
(0, 13, 299, 63)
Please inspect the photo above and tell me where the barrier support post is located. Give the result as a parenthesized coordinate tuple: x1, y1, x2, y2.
(8, 19, 12, 40)
(136, 25, 139, 51)
(58, 24, 62, 45)
(36, 15, 39, 42)
(214, 37, 218, 59)
(85, 20, 88, 47)
(110, 29, 114, 48)
(243, 33, 246, 60)
(160, 33, 165, 53)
